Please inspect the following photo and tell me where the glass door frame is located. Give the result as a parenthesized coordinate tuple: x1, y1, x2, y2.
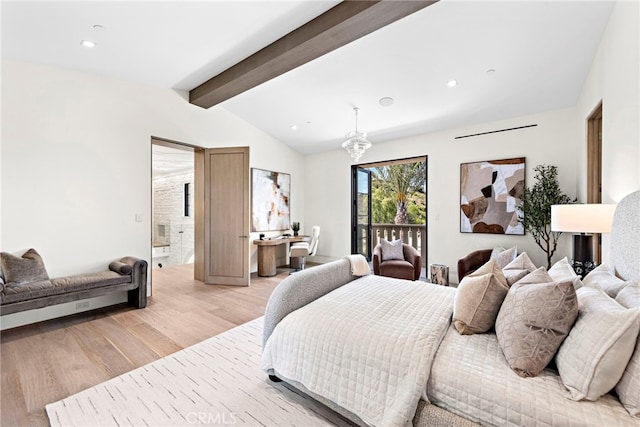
(351, 166, 372, 260)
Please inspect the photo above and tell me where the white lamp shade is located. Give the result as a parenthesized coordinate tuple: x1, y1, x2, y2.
(551, 204, 616, 233)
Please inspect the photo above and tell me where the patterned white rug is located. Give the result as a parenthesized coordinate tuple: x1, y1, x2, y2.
(46, 317, 351, 427)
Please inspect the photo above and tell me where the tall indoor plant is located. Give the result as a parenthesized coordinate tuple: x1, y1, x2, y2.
(519, 164, 575, 269)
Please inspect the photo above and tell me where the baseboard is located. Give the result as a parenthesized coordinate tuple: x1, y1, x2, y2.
(0, 292, 128, 331)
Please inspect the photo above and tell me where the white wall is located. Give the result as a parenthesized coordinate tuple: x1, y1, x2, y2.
(305, 0, 640, 280)
(1, 60, 304, 327)
(1, 59, 304, 274)
(305, 108, 580, 280)
(575, 0, 639, 262)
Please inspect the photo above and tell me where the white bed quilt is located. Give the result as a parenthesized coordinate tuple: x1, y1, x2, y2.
(261, 275, 455, 427)
(428, 325, 638, 427)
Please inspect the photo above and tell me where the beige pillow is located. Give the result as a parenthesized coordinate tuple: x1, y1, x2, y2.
(490, 246, 517, 269)
(502, 270, 528, 286)
(583, 264, 627, 297)
(515, 267, 552, 285)
(502, 252, 537, 286)
(548, 257, 583, 290)
(0, 248, 49, 284)
(503, 252, 537, 272)
(453, 259, 509, 335)
(615, 280, 640, 417)
(556, 287, 640, 401)
(380, 238, 404, 261)
(496, 278, 578, 377)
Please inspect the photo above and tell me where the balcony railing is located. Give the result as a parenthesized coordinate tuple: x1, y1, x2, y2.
(372, 224, 426, 266)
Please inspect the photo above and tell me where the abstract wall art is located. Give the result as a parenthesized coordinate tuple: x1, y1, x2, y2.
(460, 157, 525, 234)
(251, 168, 291, 232)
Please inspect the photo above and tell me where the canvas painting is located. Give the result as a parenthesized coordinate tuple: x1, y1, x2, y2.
(251, 168, 291, 232)
(460, 157, 525, 234)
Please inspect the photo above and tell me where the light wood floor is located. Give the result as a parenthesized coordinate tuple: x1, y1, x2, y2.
(0, 264, 288, 427)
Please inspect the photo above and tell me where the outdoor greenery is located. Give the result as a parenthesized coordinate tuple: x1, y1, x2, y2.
(519, 164, 575, 269)
(372, 162, 426, 225)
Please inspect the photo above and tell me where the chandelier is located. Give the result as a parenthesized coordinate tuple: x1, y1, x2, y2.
(342, 107, 372, 162)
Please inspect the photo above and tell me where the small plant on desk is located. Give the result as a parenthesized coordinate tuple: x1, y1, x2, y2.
(292, 222, 300, 236)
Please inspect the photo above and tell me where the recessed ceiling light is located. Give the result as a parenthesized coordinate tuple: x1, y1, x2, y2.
(447, 79, 458, 88)
(80, 40, 96, 48)
(486, 68, 496, 75)
(379, 96, 394, 107)
(290, 125, 298, 131)
(93, 24, 105, 30)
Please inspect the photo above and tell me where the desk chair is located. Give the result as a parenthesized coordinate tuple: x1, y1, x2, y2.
(289, 226, 320, 271)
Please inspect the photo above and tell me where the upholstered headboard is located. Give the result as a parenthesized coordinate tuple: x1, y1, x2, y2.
(609, 191, 640, 281)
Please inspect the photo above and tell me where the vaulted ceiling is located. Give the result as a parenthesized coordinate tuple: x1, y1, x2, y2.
(2, 1, 614, 156)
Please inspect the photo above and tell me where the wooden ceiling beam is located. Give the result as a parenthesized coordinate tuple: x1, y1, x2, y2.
(189, 0, 437, 109)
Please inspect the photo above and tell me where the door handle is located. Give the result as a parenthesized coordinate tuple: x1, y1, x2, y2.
(239, 235, 248, 238)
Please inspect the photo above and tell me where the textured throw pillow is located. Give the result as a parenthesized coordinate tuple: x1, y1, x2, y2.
(548, 257, 583, 290)
(0, 249, 49, 284)
(502, 252, 537, 286)
(615, 280, 640, 417)
(583, 264, 628, 297)
(556, 287, 640, 401)
(380, 239, 404, 261)
(495, 278, 578, 377)
(490, 246, 517, 269)
(453, 259, 509, 335)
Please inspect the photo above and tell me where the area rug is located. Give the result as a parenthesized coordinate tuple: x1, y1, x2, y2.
(46, 317, 351, 427)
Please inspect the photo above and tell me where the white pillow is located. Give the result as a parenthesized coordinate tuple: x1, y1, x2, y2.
(615, 280, 640, 417)
(548, 257, 583, 290)
(380, 239, 404, 261)
(583, 264, 628, 297)
(490, 246, 517, 269)
(556, 287, 640, 401)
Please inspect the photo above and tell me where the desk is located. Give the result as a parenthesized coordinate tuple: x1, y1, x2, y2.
(253, 236, 307, 277)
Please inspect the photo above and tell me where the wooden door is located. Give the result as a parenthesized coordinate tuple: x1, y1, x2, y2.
(196, 147, 250, 286)
(587, 103, 603, 263)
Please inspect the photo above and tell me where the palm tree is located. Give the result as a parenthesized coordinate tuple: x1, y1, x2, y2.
(374, 162, 426, 224)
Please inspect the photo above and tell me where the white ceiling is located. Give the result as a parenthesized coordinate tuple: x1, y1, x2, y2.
(2, 1, 614, 159)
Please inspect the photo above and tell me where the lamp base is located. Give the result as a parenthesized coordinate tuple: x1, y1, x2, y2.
(573, 234, 593, 264)
(572, 234, 595, 279)
(571, 260, 596, 279)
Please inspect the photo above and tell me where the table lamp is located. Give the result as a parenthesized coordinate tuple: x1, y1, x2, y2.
(551, 204, 616, 276)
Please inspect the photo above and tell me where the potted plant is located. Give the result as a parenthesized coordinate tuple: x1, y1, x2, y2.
(518, 164, 575, 269)
(291, 222, 300, 236)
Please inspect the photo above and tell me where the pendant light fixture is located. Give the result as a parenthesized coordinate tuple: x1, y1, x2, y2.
(342, 107, 371, 162)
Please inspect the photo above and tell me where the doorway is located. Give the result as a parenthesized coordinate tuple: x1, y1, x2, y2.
(151, 141, 196, 270)
(151, 139, 251, 287)
(351, 156, 427, 266)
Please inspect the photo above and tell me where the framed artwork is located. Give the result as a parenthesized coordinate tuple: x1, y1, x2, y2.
(251, 168, 291, 232)
(460, 157, 525, 235)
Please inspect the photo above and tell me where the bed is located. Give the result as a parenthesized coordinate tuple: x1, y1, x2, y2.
(262, 191, 640, 427)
